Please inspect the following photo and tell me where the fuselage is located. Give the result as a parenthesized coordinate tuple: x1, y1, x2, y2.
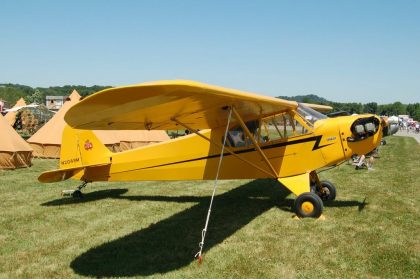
(71, 108, 382, 182)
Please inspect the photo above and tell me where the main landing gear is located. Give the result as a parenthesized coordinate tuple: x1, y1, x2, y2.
(61, 181, 88, 198)
(294, 192, 324, 218)
(288, 172, 337, 218)
(315, 180, 336, 201)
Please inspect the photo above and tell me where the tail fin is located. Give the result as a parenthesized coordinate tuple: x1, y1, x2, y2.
(39, 125, 112, 183)
(59, 125, 112, 169)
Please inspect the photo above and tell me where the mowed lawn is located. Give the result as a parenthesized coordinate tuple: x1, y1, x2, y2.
(0, 136, 419, 278)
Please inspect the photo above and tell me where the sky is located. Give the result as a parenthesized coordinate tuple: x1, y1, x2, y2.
(0, 0, 419, 104)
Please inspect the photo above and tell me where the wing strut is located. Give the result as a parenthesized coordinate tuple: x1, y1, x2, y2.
(231, 107, 278, 178)
(170, 119, 276, 179)
(193, 107, 232, 264)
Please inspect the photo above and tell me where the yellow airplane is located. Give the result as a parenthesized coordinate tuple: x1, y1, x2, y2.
(39, 80, 383, 218)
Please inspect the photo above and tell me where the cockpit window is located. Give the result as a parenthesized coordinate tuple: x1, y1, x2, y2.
(226, 120, 260, 147)
(224, 111, 312, 147)
(296, 103, 327, 126)
(259, 112, 310, 142)
(227, 127, 246, 147)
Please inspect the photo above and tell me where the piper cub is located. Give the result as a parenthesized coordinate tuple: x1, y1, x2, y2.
(39, 80, 383, 218)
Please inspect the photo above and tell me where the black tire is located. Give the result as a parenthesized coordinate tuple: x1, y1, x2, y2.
(72, 190, 83, 198)
(294, 192, 324, 218)
(317, 180, 336, 201)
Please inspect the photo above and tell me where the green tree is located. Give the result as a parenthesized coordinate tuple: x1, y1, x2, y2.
(24, 89, 44, 104)
(302, 97, 312, 103)
(0, 85, 31, 105)
(377, 104, 390, 116)
(340, 103, 362, 114)
(393, 102, 406, 115)
(406, 103, 420, 121)
(363, 102, 378, 114)
(32, 89, 44, 104)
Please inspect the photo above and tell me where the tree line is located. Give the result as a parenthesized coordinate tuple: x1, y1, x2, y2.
(278, 94, 420, 121)
(0, 84, 110, 106)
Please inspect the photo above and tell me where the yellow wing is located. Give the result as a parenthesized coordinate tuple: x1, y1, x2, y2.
(64, 80, 297, 130)
(302, 103, 333, 113)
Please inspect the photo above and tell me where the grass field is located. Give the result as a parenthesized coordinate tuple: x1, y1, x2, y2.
(0, 136, 419, 278)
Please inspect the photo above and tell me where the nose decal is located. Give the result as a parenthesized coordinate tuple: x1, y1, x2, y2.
(312, 135, 334, 151)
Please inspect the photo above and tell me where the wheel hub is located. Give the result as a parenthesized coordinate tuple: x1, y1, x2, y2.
(320, 187, 330, 197)
(301, 201, 314, 214)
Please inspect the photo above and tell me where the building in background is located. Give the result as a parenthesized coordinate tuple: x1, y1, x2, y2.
(46, 95, 68, 110)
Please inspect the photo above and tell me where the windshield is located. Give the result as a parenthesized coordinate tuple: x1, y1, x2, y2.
(297, 103, 328, 126)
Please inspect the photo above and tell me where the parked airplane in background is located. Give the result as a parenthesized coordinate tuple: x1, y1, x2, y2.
(382, 116, 399, 138)
(39, 80, 383, 219)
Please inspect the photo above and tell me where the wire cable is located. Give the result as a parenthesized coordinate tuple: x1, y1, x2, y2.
(195, 107, 233, 264)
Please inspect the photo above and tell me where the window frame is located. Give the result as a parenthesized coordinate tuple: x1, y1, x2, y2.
(223, 111, 314, 148)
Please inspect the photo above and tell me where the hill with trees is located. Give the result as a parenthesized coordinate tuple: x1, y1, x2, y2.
(0, 84, 111, 107)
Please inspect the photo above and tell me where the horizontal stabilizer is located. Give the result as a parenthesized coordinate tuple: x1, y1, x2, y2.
(38, 163, 111, 183)
(38, 168, 84, 183)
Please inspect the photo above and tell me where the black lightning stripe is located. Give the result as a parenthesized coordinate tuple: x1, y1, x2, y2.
(125, 135, 333, 172)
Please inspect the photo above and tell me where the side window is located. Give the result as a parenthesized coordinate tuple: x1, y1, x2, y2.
(260, 112, 310, 142)
(224, 120, 260, 147)
(291, 117, 309, 136)
(223, 114, 310, 147)
(259, 114, 286, 142)
(227, 127, 246, 147)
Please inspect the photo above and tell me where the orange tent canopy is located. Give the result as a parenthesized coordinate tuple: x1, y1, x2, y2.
(4, 97, 27, 126)
(0, 114, 33, 169)
(28, 90, 170, 158)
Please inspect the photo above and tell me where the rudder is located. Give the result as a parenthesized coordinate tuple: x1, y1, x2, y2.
(60, 125, 112, 169)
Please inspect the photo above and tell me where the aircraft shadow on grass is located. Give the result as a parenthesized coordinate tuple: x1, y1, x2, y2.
(42, 180, 366, 277)
(40, 189, 130, 206)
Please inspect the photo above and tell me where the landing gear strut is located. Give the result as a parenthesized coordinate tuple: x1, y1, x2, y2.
(310, 171, 336, 201)
(61, 181, 88, 198)
(280, 171, 336, 218)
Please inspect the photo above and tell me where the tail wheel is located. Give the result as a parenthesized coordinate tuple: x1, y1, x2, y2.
(71, 190, 83, 198)
(317, 180, 336, 201)
(294, 192, 324, 218)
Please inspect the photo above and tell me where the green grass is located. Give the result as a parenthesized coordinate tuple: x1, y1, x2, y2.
(0, 136, 419, 278)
